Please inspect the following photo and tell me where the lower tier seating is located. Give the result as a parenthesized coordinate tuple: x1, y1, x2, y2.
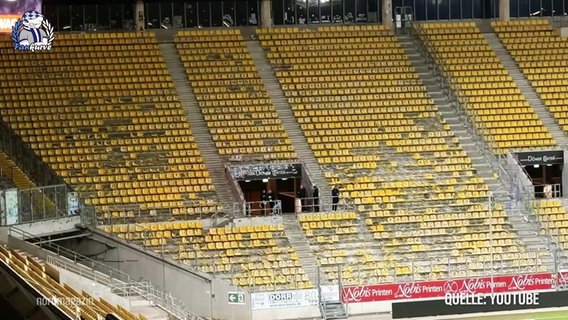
(533, 199, 568, 251)
(0, 246, 145, 320)
(101, 221, 312, 291)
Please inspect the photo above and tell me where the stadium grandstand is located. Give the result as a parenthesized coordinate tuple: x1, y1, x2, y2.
(0, 0, 568, 320)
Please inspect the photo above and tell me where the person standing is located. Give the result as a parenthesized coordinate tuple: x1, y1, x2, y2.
(331, 185, 340, 211)
(260, 189, 268, 215)
(297, 185, 307, 212)
(267, 189, 274, 214)
(312, 185, 319, 212)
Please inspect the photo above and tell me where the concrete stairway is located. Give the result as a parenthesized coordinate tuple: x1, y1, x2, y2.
(399, 34, 556, 272)
(245, 40, 331, 199)
(483, 33, 568, 148)
(158, 43, 237, 217)
(321, 301, 348, 320)
(282, 214, 318, 286)
(502, 203, 556, 272)
(398, 35, 502, 193)
(16, 250, 171, 320)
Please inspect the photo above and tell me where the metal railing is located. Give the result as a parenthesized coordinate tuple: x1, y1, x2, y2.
(535, 183, 563, 199)
(241, 196, 354, 217)
(8, 226, 204, 320)
(410, 24, 557, 252)
(530, 199, 566, 259)
(320, 252, 548, 287)
(84, 201, 219, 228)
(411, 22, 512, 189)
(0, 184, 74, 226)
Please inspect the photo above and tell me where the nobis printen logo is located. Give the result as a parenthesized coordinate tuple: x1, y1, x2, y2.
(12, 10, 54, 51)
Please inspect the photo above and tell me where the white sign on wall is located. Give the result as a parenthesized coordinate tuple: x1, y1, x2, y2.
(319, 285, 340, 302)
(251, 289, 318, 310)
(5, 188, 18, 225)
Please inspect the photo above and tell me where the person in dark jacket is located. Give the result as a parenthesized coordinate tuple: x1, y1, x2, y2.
(297, 185, 307, 212)
(267, 189, 274, 213)
(312, 185, 319, 212)
(260, 189, 267, 215)
(331, 185, 340, 211)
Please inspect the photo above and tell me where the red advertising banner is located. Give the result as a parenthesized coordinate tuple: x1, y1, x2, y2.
(341, 272, 567, 303)
(558, 271, 568, 287)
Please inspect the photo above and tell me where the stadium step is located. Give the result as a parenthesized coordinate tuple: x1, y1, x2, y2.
(483, 32, 568, 147)
(282, 214, 319, 285)
(158, 43, 237, 217)
(10, 249, 171, 319)
(399, 34, 559, 272)
(398, 34, 506, 194)
(246, 39, 332, 199)
(321, 301, 348, 320)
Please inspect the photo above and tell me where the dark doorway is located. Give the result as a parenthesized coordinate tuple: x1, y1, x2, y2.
(524, 164, 563, 198)
(515, 150, 564, 198)
(238, 178, 299, 215)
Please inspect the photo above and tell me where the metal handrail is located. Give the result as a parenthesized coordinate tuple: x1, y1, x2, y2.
(242, 195, 353, 216)
(412, 22, 511, 188)
(8, 226, 204, 320)
(530, 199, 562, 247)
(86, 203, 221, 229)
(329, 250, 548, 287)
(408, 22, 560, 274)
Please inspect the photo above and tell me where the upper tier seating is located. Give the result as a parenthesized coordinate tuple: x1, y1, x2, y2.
(175, 29, 296, 162)
(101, 221, 312, 291)
(0, 246, 145, 320)
(414, 22, 556, 154)
(492, 19, 568, 134)
(532, 199, 568, 251)
(258, 25, 544, 284)
(0, 32, 221, 221)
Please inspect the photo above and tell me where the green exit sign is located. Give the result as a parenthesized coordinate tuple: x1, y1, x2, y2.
(228, 292, 245, 305)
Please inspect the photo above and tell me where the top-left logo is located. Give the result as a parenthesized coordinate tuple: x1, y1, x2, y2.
(12, 10, 54, 51)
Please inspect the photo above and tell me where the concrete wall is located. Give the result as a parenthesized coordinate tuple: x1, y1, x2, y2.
(57, 269, 129, 309)
(4, 223, 333, 320)
(8, 216, 81, 238)
(252, 306, 319, 320)
(7, 235, 48, 260)
(233, 215, 282, 227)
(345, 300, 392, 314)
(85, 230, 252, 320)
(0, 226, 9, 244)
(345, 298, 448, 315)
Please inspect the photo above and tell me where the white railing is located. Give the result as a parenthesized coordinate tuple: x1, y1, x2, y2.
(411, 22, 512, 188)
(9, 226, 204, 320)
(316, 251, 547, 287)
